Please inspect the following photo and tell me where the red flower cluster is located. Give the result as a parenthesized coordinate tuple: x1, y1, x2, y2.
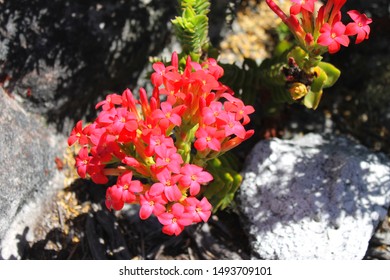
(267, 0, 372, 54)
(68, 52, 254, 235)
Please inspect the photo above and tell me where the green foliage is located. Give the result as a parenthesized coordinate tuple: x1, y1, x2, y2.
(219, 58, 262, 106)
(318, 61, 341, 89)
(202, 153, 243, 212)
(259, 54, 293, 105)
(172, 0, 210, 62)
(302, 62, 340, 109)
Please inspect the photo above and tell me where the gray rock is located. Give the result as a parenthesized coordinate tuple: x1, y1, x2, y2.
(0, 88, 66, 259)
(0, 0, 176, 131)
(239, 133, 390, 260)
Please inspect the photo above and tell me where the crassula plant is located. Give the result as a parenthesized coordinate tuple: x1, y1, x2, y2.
(68, 52, 254, 236)
(263, 0, 372, 109)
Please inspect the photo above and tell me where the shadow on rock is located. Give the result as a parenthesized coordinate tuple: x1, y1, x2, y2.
(0, 0, 176, 131)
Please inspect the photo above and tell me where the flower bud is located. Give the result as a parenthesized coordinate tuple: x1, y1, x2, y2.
(289, 82, 308, 100)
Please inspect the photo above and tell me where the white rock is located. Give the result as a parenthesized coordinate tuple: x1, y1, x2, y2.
(239, 133, 390, 260)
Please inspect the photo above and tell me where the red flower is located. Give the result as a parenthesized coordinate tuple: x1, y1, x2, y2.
(222, 93, 255, 125)
(157, 203, 193, 236)
(87, 158, 108, 184)
(185, 197, 212, 223)
(159, 81, 185, 104)
(222, 112, 247, 139)
(139, 192, 167, 220)
(145, 134, 175, 157)
(154, 147, 183, 174)
(202, 58, 224, 79)
(290, 0, 316, 15)
(194, 126, 223, 152)
(151, 61, 167, 87)
(75, 147, 91, 178)
(95, 93, 122, 110)
(105, 185, 125, 211)
(201, 101, 227, 126)
(69, 52, 255, 235)
(68, 120, 89, 146)
(151, 101, 185, 129)
(318, 21, 350, 54)
(108, 108, 138, 141)
(179, 164, 213, 196)
(345, 10, 372, 44)
(149, 169, 182, 202)
(116, 171, 143, 203)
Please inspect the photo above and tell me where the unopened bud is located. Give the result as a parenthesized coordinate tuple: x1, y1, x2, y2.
(289, 82, 308, 100)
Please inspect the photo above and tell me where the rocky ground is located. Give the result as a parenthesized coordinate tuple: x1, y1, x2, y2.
(15, 0, 390, 260)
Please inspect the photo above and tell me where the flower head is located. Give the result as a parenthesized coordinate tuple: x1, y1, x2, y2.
(290, 0, 316, 15)
(318, 22, 350, 54)
(345, 10, 372, 44)
(68, 52, 254, 236)
(179, 164, 213, 196)
(157, 203, 193, 236)
(68, 120, 89, 146)
(139, 192, 167, 220)
(266, 0, 372, 55)
(149, 168, 182, 202)
(185, 197, 212, 223)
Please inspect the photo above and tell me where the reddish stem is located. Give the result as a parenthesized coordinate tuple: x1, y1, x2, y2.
(265, 0, 289, 25)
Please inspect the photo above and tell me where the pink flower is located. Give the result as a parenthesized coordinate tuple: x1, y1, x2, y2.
(154, 147, 184, 174)
(194, 126, 223, 151)
(222, 93, 255, 125)
(317, 22, 350, 54)
(75, 147, 91, 178)
(151, 101, 185, 128)
(68, 120, 89, 146)
(159, 82, 186, 104)
(222, 112, 247, 139)
(290, 0, 316, 15)
(95, 93, 122, 110)
(149, 169, 182, 202)
(345, 10, 372, 44)
(179, 164, 213, 196)
(145, 134, 175, 157)
(139, 192, 167, 220)
(104, 171, 143, 210)
(190, 70, 220, 93)
(151, 62, 167, 87)
(86, 158, 108, 184)
(85, 123, 105, 146)
(201, 101, 227, 125)
(108, 108, 138, 140)
(105, 185, 125, 211)
(91, 132, 121, 160)
(116, 171, 143, 203)
(157, 203, 193, 236)
(185, 197, 212, 223)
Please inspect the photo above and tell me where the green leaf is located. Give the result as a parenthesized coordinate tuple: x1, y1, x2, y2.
(302, 66, 327, 109)
(310, 66, 327, 92)
(172, 0, 210, 60)
(318, 61, 341, 88)
(303, 89, 323, 109)
(202, 156, 244, 212)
